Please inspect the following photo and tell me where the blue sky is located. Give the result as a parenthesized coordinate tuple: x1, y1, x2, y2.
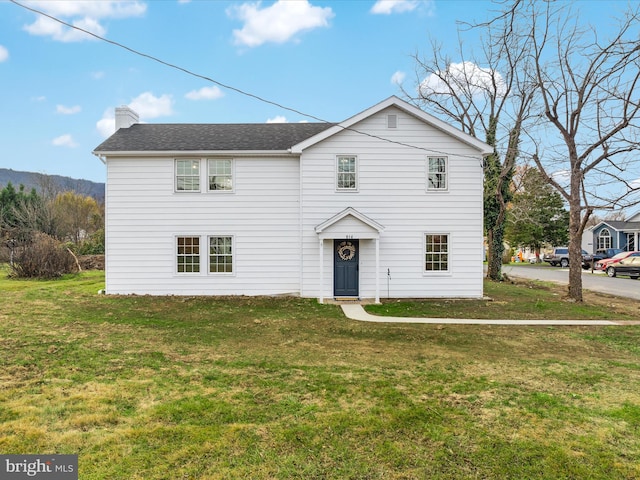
(0, 0, 626, 183)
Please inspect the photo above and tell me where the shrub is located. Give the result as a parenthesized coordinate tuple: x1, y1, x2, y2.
(10, 233, 78, 278)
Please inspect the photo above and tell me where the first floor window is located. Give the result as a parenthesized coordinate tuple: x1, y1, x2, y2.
(209, 236, 233, 273)
(208, 159, 233, 191)
(597, 228, 612, 250)
(337, 155, 357, 190)
(176, 159, 200, 191)
(425, 234, 449, 271)
(428, 156, 447, 190)
(177, 236, 200, 273)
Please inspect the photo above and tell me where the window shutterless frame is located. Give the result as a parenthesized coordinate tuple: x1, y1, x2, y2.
(424, 233, 450, 273)
(427, 156, 448, 191)
(176, 235, 201, 273)
(207, 159, 234, 192)
(336, 155, 358, 191)
(175, 159, 201, 192)
(208, 235, 234, 274)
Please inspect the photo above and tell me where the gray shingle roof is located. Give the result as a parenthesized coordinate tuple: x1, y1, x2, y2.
(603, 220, 640, 231)
(93, 123, 335, 152)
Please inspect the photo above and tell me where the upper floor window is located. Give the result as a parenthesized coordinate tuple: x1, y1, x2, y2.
(427, 156, 447, 191)
(177, 236, 200, 273)
(208, 159, 233, 191)
(337, 155, 357, 190)
(176, 159, 200, 192)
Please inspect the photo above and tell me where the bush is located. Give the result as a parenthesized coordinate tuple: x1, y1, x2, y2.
(76, 229, 105, 255)
(10, 233, 78, 278)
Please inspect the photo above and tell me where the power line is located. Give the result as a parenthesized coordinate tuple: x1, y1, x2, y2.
(9, 0, 486, 160)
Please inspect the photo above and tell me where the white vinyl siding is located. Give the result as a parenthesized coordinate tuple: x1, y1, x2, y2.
(104, 156, 300, 295)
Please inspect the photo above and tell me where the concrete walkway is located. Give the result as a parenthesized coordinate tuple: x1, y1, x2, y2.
(340, 304, 626, 326)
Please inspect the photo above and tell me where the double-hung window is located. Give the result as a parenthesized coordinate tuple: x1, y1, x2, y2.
(427, 156, 447, 191)
(336, 155, 357, 190)
(209, 236, 233, 273)
(208, 159, 233, 191)
(176, 159, 200, 192)
(425, 234, 449, 272)
(177, 236, 200, 273)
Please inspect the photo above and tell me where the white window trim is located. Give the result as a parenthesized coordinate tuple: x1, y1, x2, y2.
(207, 158, 235, 193)
(207, 235, 236, 276)
(335, 155, 358, 192)
(423, 232, 452, 275)
(175, 158, 202, 193)
(598, 228, 612, 250)
(175, 235, 202, 275)
(426, 156, 449, 192)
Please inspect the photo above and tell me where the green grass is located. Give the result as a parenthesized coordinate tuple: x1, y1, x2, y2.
(1, 270, 640, 479)
(366, 277, 640, 321)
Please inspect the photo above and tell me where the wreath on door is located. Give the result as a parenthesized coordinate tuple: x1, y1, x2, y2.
(337, 241, 356, 261)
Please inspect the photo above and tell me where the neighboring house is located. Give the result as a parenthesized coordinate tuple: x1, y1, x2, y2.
(586, 213, 640, 253)
(93, 96, 492, 302)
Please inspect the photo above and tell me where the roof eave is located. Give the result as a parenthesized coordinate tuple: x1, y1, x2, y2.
(92, 149, 296, 158)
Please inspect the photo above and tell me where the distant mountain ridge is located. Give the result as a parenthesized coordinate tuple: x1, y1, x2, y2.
(0, 168, 104, 202)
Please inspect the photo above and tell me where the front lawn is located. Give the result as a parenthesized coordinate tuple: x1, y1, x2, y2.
(1, 270, 639, 479)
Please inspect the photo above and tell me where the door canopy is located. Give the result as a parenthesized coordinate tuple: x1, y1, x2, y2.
(315, 207, 385, 240)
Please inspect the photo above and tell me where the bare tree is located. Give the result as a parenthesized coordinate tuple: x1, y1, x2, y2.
(403, 0, 537, 280)
(528, 1, 640, 301)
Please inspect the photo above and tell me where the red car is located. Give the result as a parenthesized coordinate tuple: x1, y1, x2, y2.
(595, 251, 640, 274)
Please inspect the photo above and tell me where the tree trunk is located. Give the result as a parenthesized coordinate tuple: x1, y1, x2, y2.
(567, 185, 583, 301)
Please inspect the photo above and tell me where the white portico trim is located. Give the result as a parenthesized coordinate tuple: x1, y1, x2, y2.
(314, 207, 385, 304)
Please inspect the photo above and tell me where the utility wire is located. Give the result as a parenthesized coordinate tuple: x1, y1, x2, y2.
(10, 0, 487, 160)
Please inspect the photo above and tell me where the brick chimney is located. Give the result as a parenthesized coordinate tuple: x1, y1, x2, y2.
(115, 106, 139, 130)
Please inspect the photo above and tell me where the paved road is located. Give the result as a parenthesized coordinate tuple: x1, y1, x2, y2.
(502, 265, 640, 301)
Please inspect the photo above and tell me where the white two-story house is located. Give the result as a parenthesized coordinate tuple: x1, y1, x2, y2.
(93, 96, 492, 302)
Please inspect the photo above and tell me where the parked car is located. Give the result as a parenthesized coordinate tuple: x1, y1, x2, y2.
(604, 256, 640, 278)
(582, 248, 623, 270)
(543, 247, 589, 268)
(594, 251, 640, 272)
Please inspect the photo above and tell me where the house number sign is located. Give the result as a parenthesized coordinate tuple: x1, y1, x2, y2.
(337, 241, 356, 261)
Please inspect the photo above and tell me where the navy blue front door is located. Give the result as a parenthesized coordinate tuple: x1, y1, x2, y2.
(334, 240, 359, 297)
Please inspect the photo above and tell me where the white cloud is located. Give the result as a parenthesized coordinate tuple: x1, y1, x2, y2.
(22, 1, 146, 42)
(420, 61, 506, 97)
(0, 45, 8, 62)
(228, 0, 334, 47)
(266, 116, 287, 123)
(128, 92, 173, 119)
(56, 104, 81, 115)
(97, 110, 115, 138)
(371, 0, 419, 14)
(52, 134, 78, 148)
(391, 71, 405, 85)
(91, 71, 105, 80)
(31, 95, 46, 102)
(185, 86, 224, 101)
(96, 92, 173, 138)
